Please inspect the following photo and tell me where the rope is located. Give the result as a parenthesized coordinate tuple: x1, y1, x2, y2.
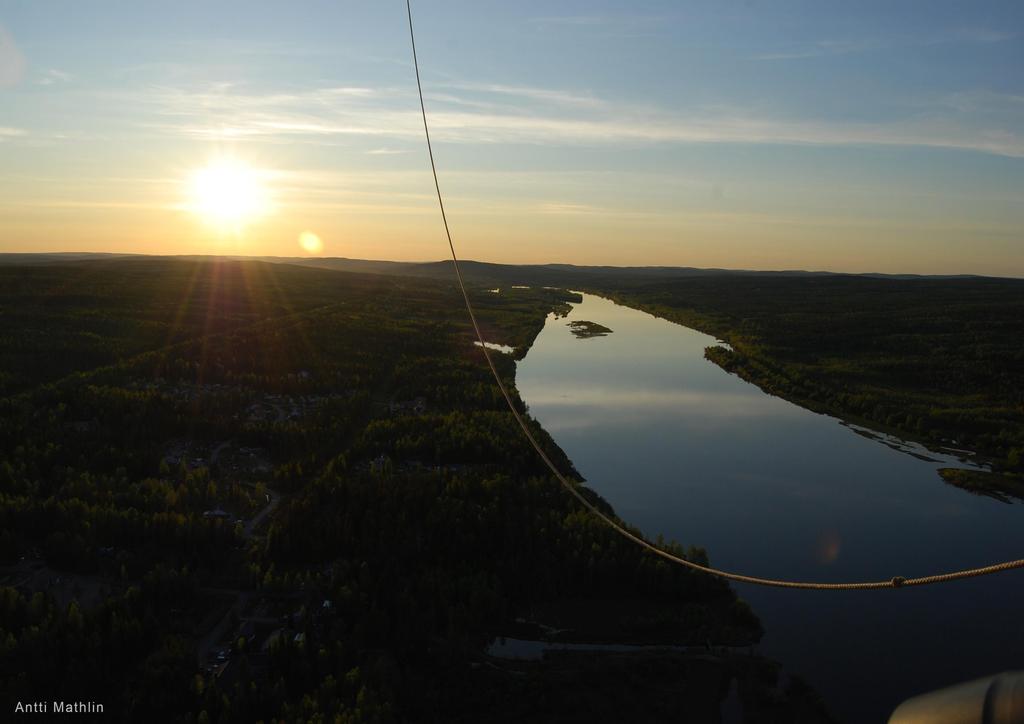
(404, 0, 1024, 590)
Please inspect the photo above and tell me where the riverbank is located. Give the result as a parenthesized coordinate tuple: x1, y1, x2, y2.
(939, 468, 1024, 503)
(462, 646, 834, 723)
(513, 289, 1024, 722)
(579, 277, 1022, 477)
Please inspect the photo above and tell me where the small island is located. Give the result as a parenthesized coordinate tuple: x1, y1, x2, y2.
(568, 320, 613, 338)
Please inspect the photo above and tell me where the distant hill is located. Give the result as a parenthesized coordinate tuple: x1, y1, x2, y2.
(0, 252, 140, 265)
(0, 252, 993, 283)
(194, 255, 996, 285)
(257, 256, 839, 283)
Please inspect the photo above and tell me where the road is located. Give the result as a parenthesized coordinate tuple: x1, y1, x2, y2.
(195, 486, 282, 666)
(244, 487, 280, 539)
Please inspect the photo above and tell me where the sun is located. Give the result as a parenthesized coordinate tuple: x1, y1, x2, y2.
(186, 158, 270, 232)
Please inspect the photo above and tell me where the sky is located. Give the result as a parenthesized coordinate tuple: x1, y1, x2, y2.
(1, 0, 1022, 275)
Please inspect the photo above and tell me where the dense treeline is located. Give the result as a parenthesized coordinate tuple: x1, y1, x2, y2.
(1, 565, 208, 720)
(0, 258, 828, 722)
(200, 466, 762, 723)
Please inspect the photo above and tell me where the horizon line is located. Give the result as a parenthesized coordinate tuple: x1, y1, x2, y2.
(0, 250, 1020, 281)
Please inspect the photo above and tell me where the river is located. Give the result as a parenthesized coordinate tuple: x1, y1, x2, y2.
(514, 292, 1024, 723)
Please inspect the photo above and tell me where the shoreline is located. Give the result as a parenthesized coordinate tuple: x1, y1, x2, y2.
(575, 288, 1007, 479)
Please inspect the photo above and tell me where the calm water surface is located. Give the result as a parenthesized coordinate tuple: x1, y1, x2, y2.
(515, 293, 1024, 723)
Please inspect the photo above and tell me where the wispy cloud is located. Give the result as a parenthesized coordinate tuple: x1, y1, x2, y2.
(754, 26, 1016, 62)
(931, 89, 1024, 114)
(946, 27, 1016, 44)
(0, 199, 175, 210)
(529, 16, 615, 28)
(527, 13, 671, 39)
(37, 68, 73, 86)
(0, 127, 27, 140)
(753, 39, 876, 61)
(537, 202, 600, 215)
(122, 78, 1024, 158)
(442, 82, 603, 109)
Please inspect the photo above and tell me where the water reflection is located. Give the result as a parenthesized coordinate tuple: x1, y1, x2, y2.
(516, 293, 1024, 722)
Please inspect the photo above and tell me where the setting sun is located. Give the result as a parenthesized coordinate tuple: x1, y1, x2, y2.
(186, 158, 270, 232)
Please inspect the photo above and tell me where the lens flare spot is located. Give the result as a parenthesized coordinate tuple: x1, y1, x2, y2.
(299, 231, 324, 255)
(815, 531, 842, 565)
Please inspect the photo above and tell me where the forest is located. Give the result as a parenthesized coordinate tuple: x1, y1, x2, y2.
(0, 258, 829, 722)
(230, 256, 1024, 480)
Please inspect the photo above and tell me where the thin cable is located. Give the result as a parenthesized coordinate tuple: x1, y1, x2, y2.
(404, 0, 1024, 590)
